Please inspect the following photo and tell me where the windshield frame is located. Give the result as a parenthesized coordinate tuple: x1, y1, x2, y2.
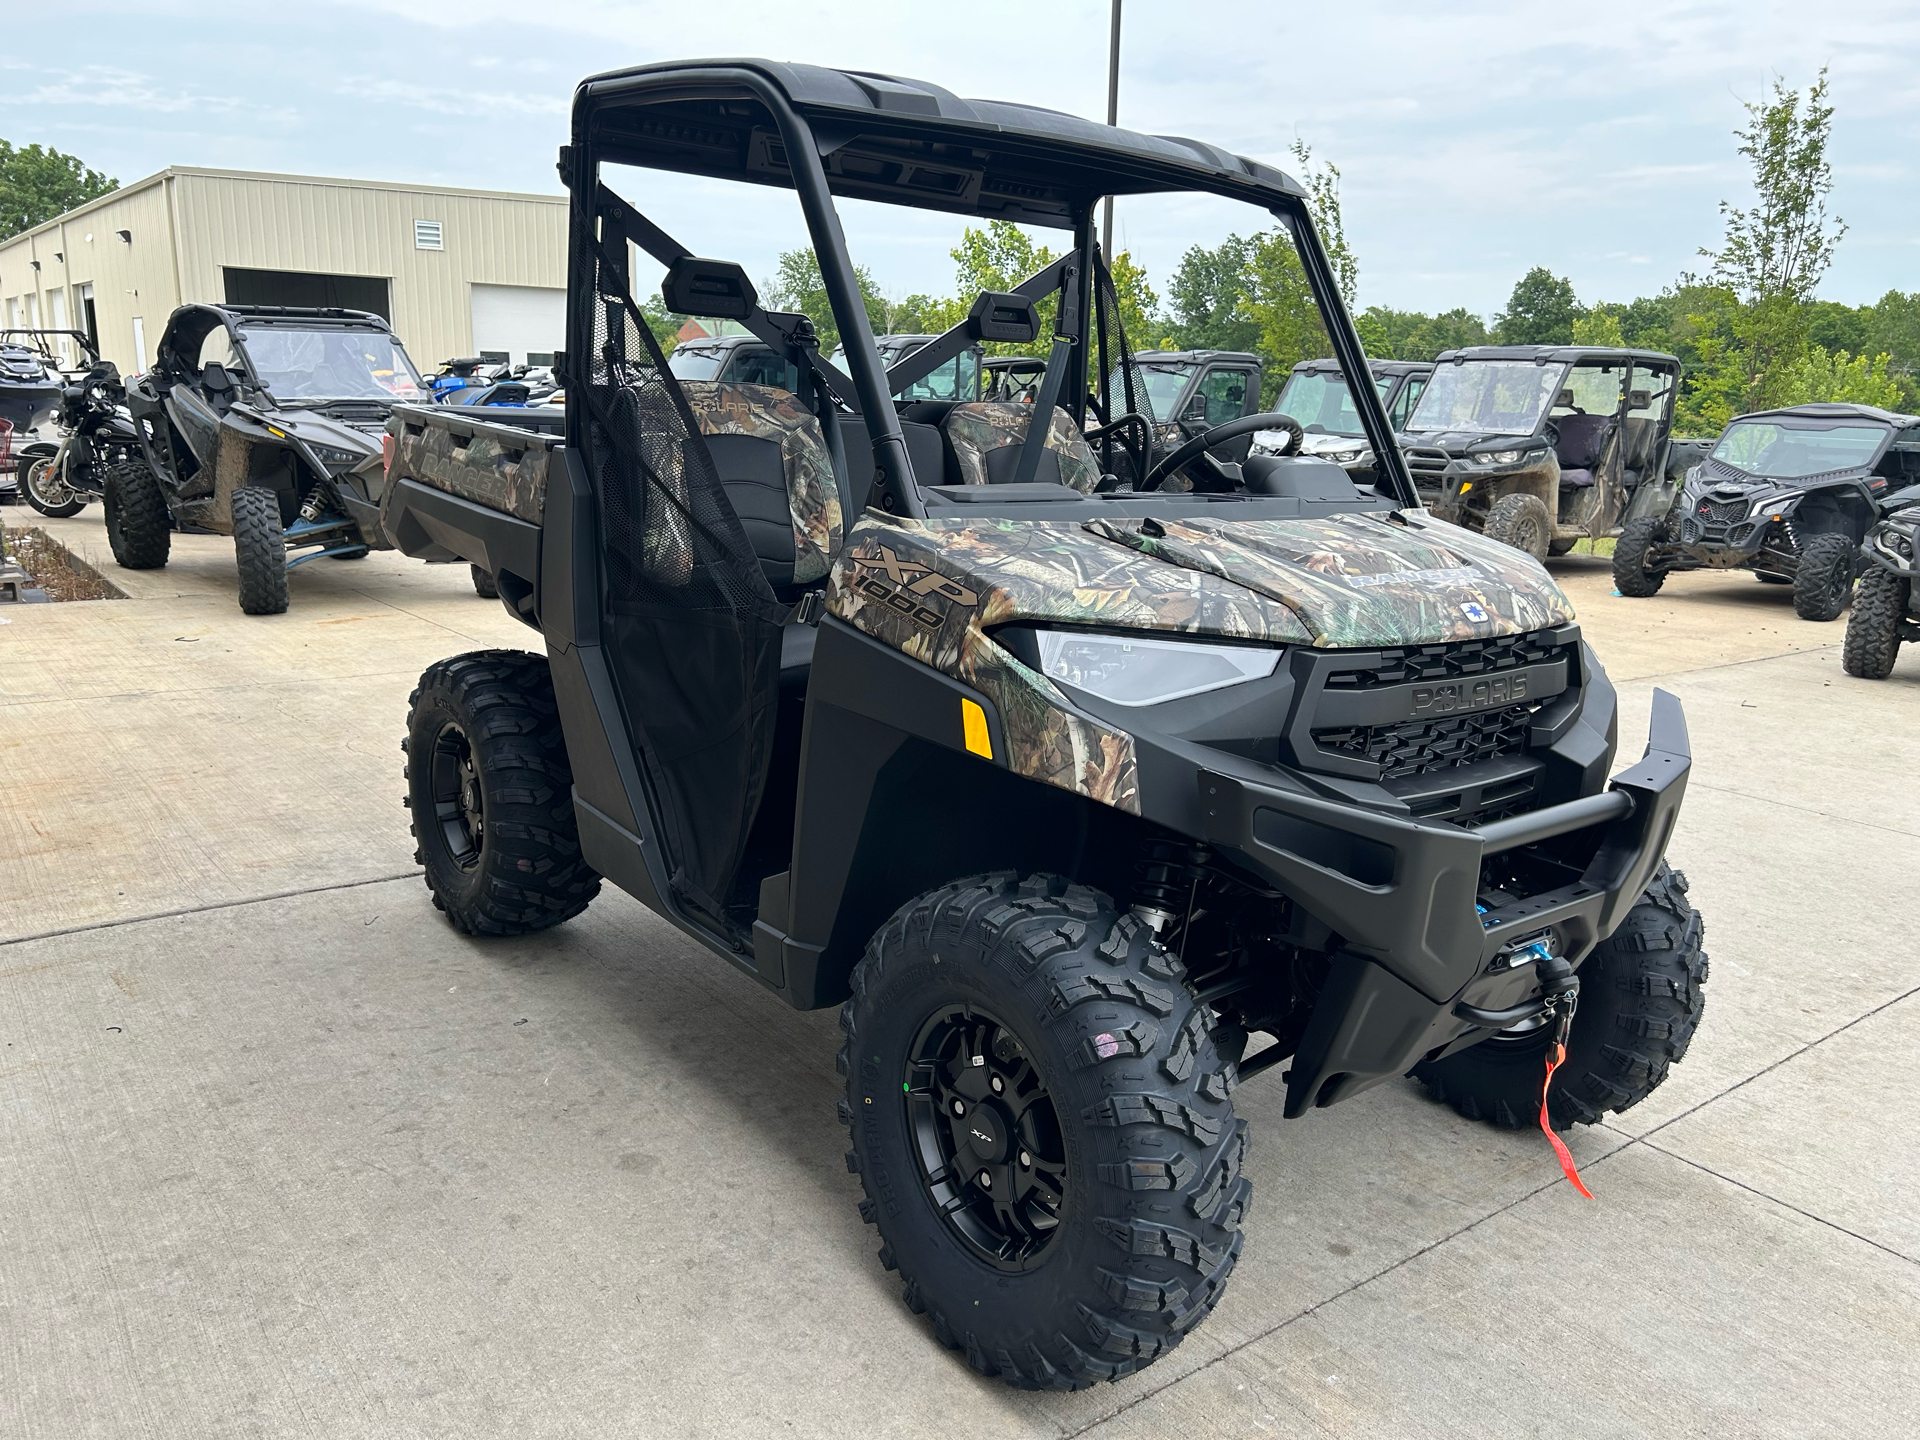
(232, 321, 425, 403)
(573, 64, 1418, 513)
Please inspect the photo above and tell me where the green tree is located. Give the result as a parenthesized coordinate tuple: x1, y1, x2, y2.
(1163, 236, 1261, 354)
(764, 247, 903, 354)
(1570, 308, 1625, 347)
(1357, 306, 1490, 361)
(1494, 267, 1580, 345)
(1701, 70, 1844, 306)
(947, 221, 1060, 356)
(1290, 140, 1356, 308)
(0, 140, 116, 240)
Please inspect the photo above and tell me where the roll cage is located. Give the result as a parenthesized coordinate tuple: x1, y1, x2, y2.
(561, 59, 1418, 513)
(150, 304, 405, 396)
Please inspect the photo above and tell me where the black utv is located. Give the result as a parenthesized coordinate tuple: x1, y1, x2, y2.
(1842, 484, 1920, 677)
(116, 304, 483, 613)
(381, 59, 1707, 1391)
(1402, 345, 1702, 560)
(1614, 403, 1920, 622)
(1272, 356, 1432, 486)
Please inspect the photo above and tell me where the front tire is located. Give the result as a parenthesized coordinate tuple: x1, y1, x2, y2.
(22, 457, 87, 518)
(1483, 492, 1553, 562)
(1842, 566, 1908, 679)
(840, 874, 1247, 1390)
(231, 486, 290, 615)
(1611, 516, 1668, 597)
(103, 460, 171, 569)
(1412, 865, 1707, 1130)
(1792, 532, 1857, 622)
(404, 650, 600, 935)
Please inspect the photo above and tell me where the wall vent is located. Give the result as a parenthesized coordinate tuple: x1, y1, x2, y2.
(414, 220, 444, 251)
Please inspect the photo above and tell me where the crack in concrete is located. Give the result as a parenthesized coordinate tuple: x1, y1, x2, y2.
(0, 872, 417, 950)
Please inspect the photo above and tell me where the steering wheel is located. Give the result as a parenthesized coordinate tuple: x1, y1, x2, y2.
(1141, 412, 1304, 492)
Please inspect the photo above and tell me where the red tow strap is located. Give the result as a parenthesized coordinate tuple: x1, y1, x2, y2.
(1540, 1041, 1593, 1198)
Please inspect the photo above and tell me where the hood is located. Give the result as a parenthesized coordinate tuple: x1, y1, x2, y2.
(1084, 512, 1573, 647)
(830, 509, 1575, 653)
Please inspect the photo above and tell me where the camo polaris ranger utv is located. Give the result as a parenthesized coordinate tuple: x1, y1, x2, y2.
(383, 59, 1708, 1391)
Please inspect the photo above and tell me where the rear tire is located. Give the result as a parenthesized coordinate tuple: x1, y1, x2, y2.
(1483, 492, 1553, 561)
(1547, 537, 1578, 557)
(103, 460, 171, 569)
(471, 565, 499, 598)
(1792, 532, 1857, 622)
(404, 649, 600, 935)
(1611, 516, 1667, 597)
(231, 486, 290, 615)
(840, 874, 1247, 1390)
(1412, 865, 1707, 1130)
(1842, 566, 1908, 679)
(22, 457, 87, 518)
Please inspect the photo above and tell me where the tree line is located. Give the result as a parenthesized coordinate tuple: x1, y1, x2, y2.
(685, 72, 1912, 440)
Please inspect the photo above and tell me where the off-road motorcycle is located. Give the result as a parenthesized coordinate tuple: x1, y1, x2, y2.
(19, 358, 141, 519)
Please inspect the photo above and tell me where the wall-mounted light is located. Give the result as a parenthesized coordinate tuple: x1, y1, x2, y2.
(29, 259, 39, 272)
(115, 229, 132, 244)
(84, 233, 94, 243)
(53, 252, 63, 264)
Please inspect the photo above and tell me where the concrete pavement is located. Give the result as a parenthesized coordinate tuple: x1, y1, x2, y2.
(2, 511, 1914, 1438)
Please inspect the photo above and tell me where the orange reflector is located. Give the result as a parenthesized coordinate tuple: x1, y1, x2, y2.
(1459, 481, 1473, 494)
(961, 699, 992, 759)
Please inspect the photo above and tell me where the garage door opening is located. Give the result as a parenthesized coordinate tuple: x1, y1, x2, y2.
(223, 267, 392, 319)
(470, 283, 564, 368)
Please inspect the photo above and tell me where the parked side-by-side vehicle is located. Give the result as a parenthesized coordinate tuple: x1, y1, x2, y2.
(377, 59, 1708, 1392)
(1613, 403, 1920, 621)
(111, 303, 492, 613)
(1401, 345, 1706, 560)
(1269, 356, 1432, 488)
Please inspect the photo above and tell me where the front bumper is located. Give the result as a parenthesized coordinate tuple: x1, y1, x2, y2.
(1198, 689, 1691, 1116)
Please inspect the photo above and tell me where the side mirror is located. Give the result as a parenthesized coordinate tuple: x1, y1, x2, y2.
(967, 291, 1038, 344)
(1184, 398, 1209, 422)
(662, 257, 758, 321)
(1628, 388, 1653, 411)
(1555, 388, 1575, 408)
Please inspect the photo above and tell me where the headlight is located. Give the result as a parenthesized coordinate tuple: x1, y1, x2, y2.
(1322, 445, 1370, 465)
(1476, 450, 1524, 466)
(1034, 630, 1282, 707)
(1750, 490, 1802, 518)
(309, 443, 364, 468)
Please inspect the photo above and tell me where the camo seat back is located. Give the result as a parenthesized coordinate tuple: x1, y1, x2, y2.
(678, 381, 843, 587)
(942, 402, 1101, 494)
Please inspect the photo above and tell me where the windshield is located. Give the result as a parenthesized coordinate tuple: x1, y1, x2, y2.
(1407, 361, 1565, 436)
(667, 349, 725, 381)
(1711, 420, 1887, 478)
(1139, 364, 1197, 416)
(240, 327, 423, 401)
(1276, 371, 1367, 437)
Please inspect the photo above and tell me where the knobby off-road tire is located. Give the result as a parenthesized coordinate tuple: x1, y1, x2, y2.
(102, 460, 171, 569)
(1483, 492, 1554, 562)
(839, 873, 1248, 1390)
(231, 486, 290, 615)
(1547, 537, 1579, 557)
(471, 565, 500, 598)
(1413, 865, 1707, 1130)
(1792, 532, 1858, 622)
(22, 457, 87, 518)
(1611, 515, 1668, 597)
(1842, 566, 1909, 679)
(404, 649, 600, 935)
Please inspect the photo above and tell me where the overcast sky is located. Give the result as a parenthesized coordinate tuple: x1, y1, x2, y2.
(6, 1, 1915, 320)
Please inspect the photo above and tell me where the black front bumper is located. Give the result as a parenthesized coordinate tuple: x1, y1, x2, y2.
(1198, 690, 1691, 1116)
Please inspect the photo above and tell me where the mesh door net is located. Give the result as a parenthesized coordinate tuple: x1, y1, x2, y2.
(580, 228, 787, 933)
(1089, 249, 1158, 488)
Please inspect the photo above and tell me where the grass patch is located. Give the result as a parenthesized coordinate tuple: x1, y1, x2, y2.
(1564, 536, 1616, 557)
(2, 526, 128, 602)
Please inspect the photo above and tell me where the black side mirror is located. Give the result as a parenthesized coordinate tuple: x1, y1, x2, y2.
(1628, 389, 1653, 411)
(662, 257, 758, 320)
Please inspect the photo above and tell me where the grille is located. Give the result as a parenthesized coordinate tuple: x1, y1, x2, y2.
(1405, 447, 1451, 481)
(1314, 704, 1540, 779)
(1322, 629, 1570, 690)
(1695, 496, 1745, 525)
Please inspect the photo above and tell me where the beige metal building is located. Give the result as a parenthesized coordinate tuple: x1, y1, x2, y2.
(0, 167, 567, 378)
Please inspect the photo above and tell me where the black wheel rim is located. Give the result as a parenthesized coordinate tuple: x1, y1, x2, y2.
(905, 1005, 1066, 1272)
(429, 722, 484, 869)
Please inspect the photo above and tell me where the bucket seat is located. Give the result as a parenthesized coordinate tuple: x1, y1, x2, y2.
(1553, 412, 1614, 489)
(939, 401, 1101, 492)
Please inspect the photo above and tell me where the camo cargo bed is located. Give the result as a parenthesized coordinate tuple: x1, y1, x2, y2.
(383, 403, 559, 526)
